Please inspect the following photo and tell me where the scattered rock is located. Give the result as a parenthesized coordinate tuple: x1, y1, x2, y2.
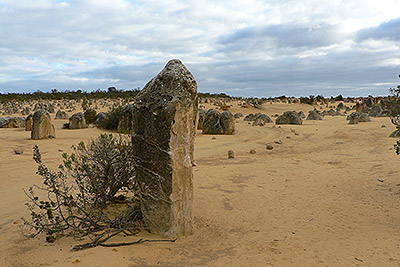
(203, 109, 235, 135)
(389, 129, 400, 138)
(252, 114, 273, 126)
(203, 109, 223, 134)
(68, 112, 87, 129)
(234, 112, 243, 119)
(117, 104, 134, 133)
(274, 140, 282, 144)
(220, 111, 235, 135)
(349, 116, 358, 124)
(266, 144, 274, 150)
(14, 148, 23, 155)
(321, 109, 344, 116)
(306, 110, 323, 120)
(21, 107, 31, 115)
(250, 148, 256, 154)
(276, 111, 302, 125)
(0, 117, 25, 128)
(228, 150, 235, 158)
(358, 113, 371, 122)
(197, 109, 206, 130)
(347, 112, 370, 124)
(244, 113, 258, 121)
(25, 114, 33, 131)
(31, 109, 56, 140)
(94, 112, 109, 128)
(55, 110, 68, 119)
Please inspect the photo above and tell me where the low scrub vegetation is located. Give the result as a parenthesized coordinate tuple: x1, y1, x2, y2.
(21, 134, 146, 249)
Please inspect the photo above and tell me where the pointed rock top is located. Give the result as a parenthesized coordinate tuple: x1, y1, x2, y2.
(136, 60, 197, 107)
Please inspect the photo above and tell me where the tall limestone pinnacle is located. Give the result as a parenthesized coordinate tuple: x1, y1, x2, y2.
(132, 59, 198, 237)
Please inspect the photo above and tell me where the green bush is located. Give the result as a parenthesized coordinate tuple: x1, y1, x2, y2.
(62, 134, 136, 206)
(84, 108, 97, 124)
(22, 134, 140, 245)
(104, 105, 123, 130)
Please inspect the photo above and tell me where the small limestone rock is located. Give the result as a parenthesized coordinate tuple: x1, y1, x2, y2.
(274, 140, 282, 144)
(14, 148, 23, 155)
(228, 150, 234, 159)
(349, 116, 359, 124)
(266, 144, 274, 150)
(250, 148, 257, 154)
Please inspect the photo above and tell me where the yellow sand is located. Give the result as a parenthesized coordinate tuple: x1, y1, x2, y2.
(0, 101, 399, 266)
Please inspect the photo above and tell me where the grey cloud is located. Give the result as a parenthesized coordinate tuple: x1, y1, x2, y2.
(357, 18, 400, 41)
(218, 23, 344, 51)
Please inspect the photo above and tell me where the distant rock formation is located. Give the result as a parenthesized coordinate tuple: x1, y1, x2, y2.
(203, 109, 235, 134)
(197, 109, 206, 130)
(68, 112, 87, 129)
(347, 112, 371, 124)
(55, 110, 68, 119)
(117, 104, 134, 133)
(0, 117, 25, 128)
(276, 111, 302, 125)
(25, 114, 33, 131)
(94, 112, 109, 128)
(252, 114, 273, 126)
(306, 110, 323, 120)
(31, 109, 55, 139)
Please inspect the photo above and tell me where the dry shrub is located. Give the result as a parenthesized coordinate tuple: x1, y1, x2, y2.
(21, 134, 144, 248)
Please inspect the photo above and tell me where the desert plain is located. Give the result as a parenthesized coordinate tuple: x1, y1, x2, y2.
(0, 100, 400, 266)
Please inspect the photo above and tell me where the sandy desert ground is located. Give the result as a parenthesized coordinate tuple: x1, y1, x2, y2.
(0, 101, 399, 266)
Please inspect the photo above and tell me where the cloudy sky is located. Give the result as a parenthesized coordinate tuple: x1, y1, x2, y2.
(0, 0, 400, 97)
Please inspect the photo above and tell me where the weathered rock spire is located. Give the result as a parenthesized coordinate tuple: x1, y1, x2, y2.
(132, 59, 197, 237)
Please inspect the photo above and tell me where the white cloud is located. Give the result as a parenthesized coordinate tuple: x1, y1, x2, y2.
(0, 0, 399, 96)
